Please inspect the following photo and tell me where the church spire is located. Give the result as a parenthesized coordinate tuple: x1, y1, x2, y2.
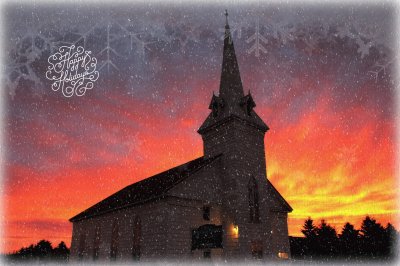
(198, 10, 269, 135)
(219, 9, 245, 110)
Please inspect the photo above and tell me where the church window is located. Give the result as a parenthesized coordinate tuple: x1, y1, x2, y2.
(132, 216, 141, 260)
(248, 176, 260, 223)
(92, 226, 100, 260)
(203, 206, 210, 221)
(110, 220, 119, 260)
(77, 232, 86, 260)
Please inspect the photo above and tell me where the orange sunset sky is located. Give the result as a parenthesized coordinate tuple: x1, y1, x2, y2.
(2, 1, 399, 253)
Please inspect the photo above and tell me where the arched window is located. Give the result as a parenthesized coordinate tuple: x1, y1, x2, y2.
(248, 176, 260, 223)
(93, 226, 100, 260)
(77, 232, 86, 260)
(110, 220, 119, 260)
(132, 216, 141, 260)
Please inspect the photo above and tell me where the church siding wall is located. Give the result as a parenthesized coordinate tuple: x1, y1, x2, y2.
(270, 212, 291, 258)
(163, 196, 224, 261)
(70, 200, 170, 262)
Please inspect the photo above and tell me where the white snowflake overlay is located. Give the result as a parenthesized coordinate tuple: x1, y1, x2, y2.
(3, 8, 395, 99)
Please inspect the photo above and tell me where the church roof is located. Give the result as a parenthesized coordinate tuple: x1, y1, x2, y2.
(266, 179, 293, 212)
(69, 155, 221, 222)
(198, 11, 269, 134)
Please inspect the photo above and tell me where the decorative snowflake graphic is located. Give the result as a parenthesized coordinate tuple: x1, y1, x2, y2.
(246, 19, 268, 57)
(98, 23, 121, 72)
(218, 21, 246, 40)
(4, 34, 46, 99)
(268, 20, 295, 45)
(368, 63, 387, 83)
(117, 21, 143, 51)
(355, 36, 374, 59)
(72, 21, 100, 49)
(335, 23, 357, 40)
(335, 144, 358, 170)
(303, 35, 320, 55)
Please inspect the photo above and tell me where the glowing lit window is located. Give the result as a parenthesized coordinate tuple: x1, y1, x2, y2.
(278, 252, 289, 259)
(232, 224, 239, 236)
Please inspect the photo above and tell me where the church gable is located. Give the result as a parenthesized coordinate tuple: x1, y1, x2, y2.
(69, 155, 221, 222)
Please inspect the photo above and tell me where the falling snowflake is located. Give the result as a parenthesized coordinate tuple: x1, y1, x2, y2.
(246, 19, 268, 58)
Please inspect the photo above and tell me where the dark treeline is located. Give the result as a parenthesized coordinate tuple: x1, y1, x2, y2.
(3, 217, 398, 262)
(5, 240, 69, 262)
(290, 216, 398, 261)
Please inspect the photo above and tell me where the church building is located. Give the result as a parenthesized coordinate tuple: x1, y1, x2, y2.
(69, 12, 292, 262)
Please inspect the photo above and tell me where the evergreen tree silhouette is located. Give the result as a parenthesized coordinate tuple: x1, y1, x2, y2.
(360, 216, 385, 257)
(33, 240, 53, 259)
(6, 240, 70, 262)
(53, 241, 70, 261)
(315, 220, 338, 257)
(292, 216, 398, 261)
(383, 223, 398, 258)
(302, 217, 317, 238)
(339, 222, 359, 257)
(301, 217, 317, 256)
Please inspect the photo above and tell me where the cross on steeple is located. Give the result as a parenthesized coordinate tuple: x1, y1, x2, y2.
(224, 9, 229, 27)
